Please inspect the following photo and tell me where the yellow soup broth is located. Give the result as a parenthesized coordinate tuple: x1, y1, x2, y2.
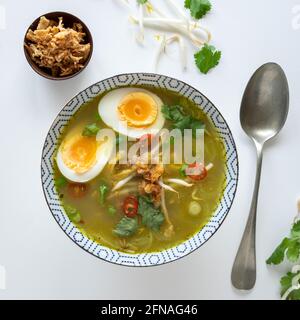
(54, 86, 226, 253)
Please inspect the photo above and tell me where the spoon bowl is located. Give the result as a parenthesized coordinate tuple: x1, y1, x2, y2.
(240, 63, 289, 143)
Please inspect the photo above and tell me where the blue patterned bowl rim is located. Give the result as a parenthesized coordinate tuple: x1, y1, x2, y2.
(41, 73, 239, 267)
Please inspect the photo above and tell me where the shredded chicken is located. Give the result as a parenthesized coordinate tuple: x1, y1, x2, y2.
(25, 16, 91, 77)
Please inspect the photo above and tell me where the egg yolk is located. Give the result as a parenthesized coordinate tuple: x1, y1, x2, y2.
(61, 134, 98, 174)
(118, 92, 158, 127)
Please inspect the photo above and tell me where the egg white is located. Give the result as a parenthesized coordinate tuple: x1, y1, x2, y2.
(56, 137, 114, 183)
(98, 88, 165, 139)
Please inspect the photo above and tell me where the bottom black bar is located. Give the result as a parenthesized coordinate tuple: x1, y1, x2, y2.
(0, 300, 296, 318)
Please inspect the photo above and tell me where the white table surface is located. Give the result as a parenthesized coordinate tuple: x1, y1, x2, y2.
(0, 0, 299, 300)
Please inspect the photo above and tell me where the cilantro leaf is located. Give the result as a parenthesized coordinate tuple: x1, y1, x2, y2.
(64, 205, 81, 223)
(267, 219, 300, 300)
(266, 237, 290, 265)
(179, 163, 188, 177)
(138, 196, 164, 231)
(184, 0, 211, 19)
(56, 176, 67, 189)
(113, 217, 138, 237)
(280, 271, 300, 300)
(291, 220, 300, 238)
(99, 183, 109, 205)
(107, 205, 117, 216)
(161, 105, 205, 135)
(82, 123, 100, 137)
(267, 220, 300, 265)
(194, 44, 221, 74)
(95, 112, 101, 122)
(286, 240, 300, 262)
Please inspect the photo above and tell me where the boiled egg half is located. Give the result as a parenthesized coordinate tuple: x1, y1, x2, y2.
(56, 129, 114, 183)
(98, 88, 165, 139)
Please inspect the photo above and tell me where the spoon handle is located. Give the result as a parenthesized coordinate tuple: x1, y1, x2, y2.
(231, 141, 264, 290)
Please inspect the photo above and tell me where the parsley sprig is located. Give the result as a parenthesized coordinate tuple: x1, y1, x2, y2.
(184, 0, 211, 19)
(267, 221, 300, 265)
(194, 44, 221, 74)
(267, 219, 300, 300)
(161, 104, 205, 136)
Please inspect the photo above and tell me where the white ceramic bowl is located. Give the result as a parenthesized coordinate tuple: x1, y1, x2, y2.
(41, 73, 239, 266)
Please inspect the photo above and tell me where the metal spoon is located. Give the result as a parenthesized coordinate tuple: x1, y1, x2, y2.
(231, 62, 289, 290)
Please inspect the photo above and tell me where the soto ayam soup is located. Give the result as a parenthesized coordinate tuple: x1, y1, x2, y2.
(54, 86, 226, 254)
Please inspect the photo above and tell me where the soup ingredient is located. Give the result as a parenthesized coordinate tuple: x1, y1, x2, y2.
(112, 173, 136, 192)
(56, 130, 114, 183)
(267, 220, 300, 265)
(98, 88, 165, 139)
(130, 1, 210, 47)
(179, 164, 189, 177)
(138, 196, 164, 231)
(194, 44, 221, 74)
(139, 133, 155, 143)
(184, 0, 211, 19)
(135, 162, 164, 205)
(179, 162, 213, 180)
(280, 266, 300, 300)
(137, 0, 148, 4)
(24, 16, 91, 77)
(56, 86, 226, 254)
(188, 201, 202, 216)
(187, 162, 207, 181)
(123, 195, 139, 218)
(68, 183, 88, 198)
(160, 186, 174, 237)
(108, 205, 117, 216)
(82, 123, 100, 137)
(118, 92, 158, 127)
(158, 179, 179, 196)
(65, 204, 81, 223)
(56, 176, 67, 189)
(154, 34, 187, 71)
(161, 104, 204, 134)
(167, 178, 193, 187)
(123, 0, 222, 74)
(266, 201, 300, 300)
(113, 217, 139, 237)
(99, 183, 109, 205)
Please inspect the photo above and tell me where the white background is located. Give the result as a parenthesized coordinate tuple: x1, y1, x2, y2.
(0, 0, 299, 300)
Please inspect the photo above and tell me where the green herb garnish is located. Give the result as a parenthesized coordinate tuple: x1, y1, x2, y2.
(266, 219, 300, 300)
(179, 163, 188, 177)
(113, 216, 138, 237)
(56, 176, 67, 189)
(108, 205, 117, 216)
(95, 112, 101, 122)
(184, 0, 211, 19)
(161, 104, 205, 135)
(280, 270, 300, 300)
(194, 44, 221, 74)
(267, 221, 300, 265)
(137, 0, 148, 4)
(64, 205, 81, 223)
(138, 196, 164, 231)
(99, 184, 109, 205)
(82, 123, 100, 137)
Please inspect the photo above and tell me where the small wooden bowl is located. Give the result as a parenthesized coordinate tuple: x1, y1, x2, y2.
(23, 12, 93, 80)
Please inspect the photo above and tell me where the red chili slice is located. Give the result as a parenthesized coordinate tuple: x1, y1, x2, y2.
(67, 183, 88, 198)
(186, 162, 207, 181)
(139, 134, 154, 142)
(123, 195, 139, 218)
